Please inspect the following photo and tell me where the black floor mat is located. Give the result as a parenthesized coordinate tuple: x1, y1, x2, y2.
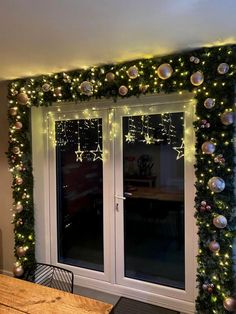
(110, 297, 179, 314)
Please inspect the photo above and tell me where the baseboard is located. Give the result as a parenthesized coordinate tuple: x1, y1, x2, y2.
(0, 269, 13, 276)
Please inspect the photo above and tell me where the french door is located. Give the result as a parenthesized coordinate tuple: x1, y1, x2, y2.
(33, 94, 196, 311)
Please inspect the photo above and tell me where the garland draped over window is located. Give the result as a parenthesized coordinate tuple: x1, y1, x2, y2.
(7, 45, 236, 313)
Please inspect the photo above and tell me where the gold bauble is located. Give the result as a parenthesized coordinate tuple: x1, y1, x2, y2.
(17, 92, 29, 105)
(127, 66, 139, 79)
(13, 264, 24, 277)
(105, 72, 115, 82)
(118, 85, 128, 96)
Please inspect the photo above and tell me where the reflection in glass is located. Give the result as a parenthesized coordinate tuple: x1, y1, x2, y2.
(56, 119, 104, 272)
(123, 113, 185, 289)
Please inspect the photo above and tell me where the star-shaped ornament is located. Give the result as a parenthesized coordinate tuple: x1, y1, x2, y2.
(125, 132, 135, 143)
(75, 145, 84, 162)
(93, 144, 103, 161)
(173, 141, 184, 160)
(144, 134, 154, 144)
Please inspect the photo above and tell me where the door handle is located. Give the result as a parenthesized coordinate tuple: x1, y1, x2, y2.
(115, 195, 126, 200)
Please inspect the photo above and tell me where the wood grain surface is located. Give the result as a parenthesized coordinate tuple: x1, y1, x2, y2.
(0, 274, 113, 314)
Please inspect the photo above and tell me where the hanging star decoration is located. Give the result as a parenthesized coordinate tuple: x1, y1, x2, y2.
(75, 144, 84, 162)
(92, 144, 103, 161)
(125, 132, 135, 143)
(144, 134, 154, 144)
(173, 140, 184, 160)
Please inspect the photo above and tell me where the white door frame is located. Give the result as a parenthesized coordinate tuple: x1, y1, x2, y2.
(32, 93, 197, 313)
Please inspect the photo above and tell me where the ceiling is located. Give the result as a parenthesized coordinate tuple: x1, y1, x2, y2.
(0, 0, 235, 80)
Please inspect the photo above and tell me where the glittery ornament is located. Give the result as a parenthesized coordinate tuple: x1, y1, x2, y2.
(105, 72, 115, 82)
(208, 177, 225, 193)
(139, 84, 149, 93)
(15, 121, 23, 130)
(223, 297, 236, 311)
(16, 246, 27, 257)
(201, 141, 215, 154)
(214, 154, 225, 165)
(9, 107, 18, 116)
(194, 58, 200, 64)
(13, 264, 24, 277)
(220, 111, 234, 126)
(127, 66, 139, 79)
(14, 203, 23, 213)
(217, 63, 229, 75)
(17, 92, 29, 105)
(42, 83, 51, 92)
(12, 146, 20, 154)
(190, 71, 204, 86)
(209, 240, 220, 252)
(204, 98, 215, 109)
(190, 56, 195, 62)
(16, 177, 23, 185)
(119, 85, 128, 96)
(213, 215, 227, 228)
(156, 63, 173, 80)
(79, 81, 93, 96)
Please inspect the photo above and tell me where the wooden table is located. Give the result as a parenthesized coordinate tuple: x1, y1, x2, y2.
(0, 274, 113, 314)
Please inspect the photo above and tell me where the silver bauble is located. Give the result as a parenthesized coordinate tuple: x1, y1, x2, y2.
(208, 240, 220, 252)
(220, 111, 234, 126)
(217, 63, 229, 75)
(201, 141, 215, 154)
(208, 177, 225, 193)
(127, 66, 139, 79)
(223, 297, 236, 311)
(13, 264, 24, 277)
(17, 92, 29, 105)
(15, 121, 23, 130)
(119, 85, 128, 96)
(156, 63, 173, 80)
(79, 81, 93, 96)
(16, 246, 27, 257)
(42, 83, 51, 92)
(9, 107, 18, 116)
(190, 71, 204, 86)
(213, 215, 227, 229)
(105, 72, 115, 82)
(204, 98, 215, 109)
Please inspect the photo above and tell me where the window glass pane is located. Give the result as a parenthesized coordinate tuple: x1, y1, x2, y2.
(123, 113, 185, 289)
(56, 119, 104, 272)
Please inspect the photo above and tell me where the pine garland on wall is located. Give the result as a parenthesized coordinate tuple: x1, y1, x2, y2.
(7, 44, 236, 313)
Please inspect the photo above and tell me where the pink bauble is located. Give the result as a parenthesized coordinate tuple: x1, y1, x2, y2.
(217, 63, 229, 75)
(201, 141, 215, 154)
(204, 98, 215, 109)
(105, 72, 115, 82)
(209, 240, 220, 252)
(16, 246, 27, 257)
(127, 66, 139, 79)
(17, 92, 29, 105)
(220, 111, 234, 126)
(13, 264, 24, 277)
(156, 63, 173, 80)
(190, 71, 204, 86)
(9, 107, 18, 116)
(223, 297, 236, 311)
(42, 83, 51, 92)
(15, 121, 23, 130)
(119, 85, 128, 96)
(213, 215, 227, 228)
(16, 177, 23, 185)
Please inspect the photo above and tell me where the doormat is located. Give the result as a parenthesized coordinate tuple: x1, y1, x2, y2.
(110, 297, 179, 314)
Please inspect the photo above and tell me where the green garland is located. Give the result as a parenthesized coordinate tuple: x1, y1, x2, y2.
(7, 44, 236, 313)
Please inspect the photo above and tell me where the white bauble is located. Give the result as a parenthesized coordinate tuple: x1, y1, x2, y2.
(208, 177, 225, 193)
(213, 215, 227, 228)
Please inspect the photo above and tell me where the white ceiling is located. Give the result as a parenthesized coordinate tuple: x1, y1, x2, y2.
(0, 0, 235, 80)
